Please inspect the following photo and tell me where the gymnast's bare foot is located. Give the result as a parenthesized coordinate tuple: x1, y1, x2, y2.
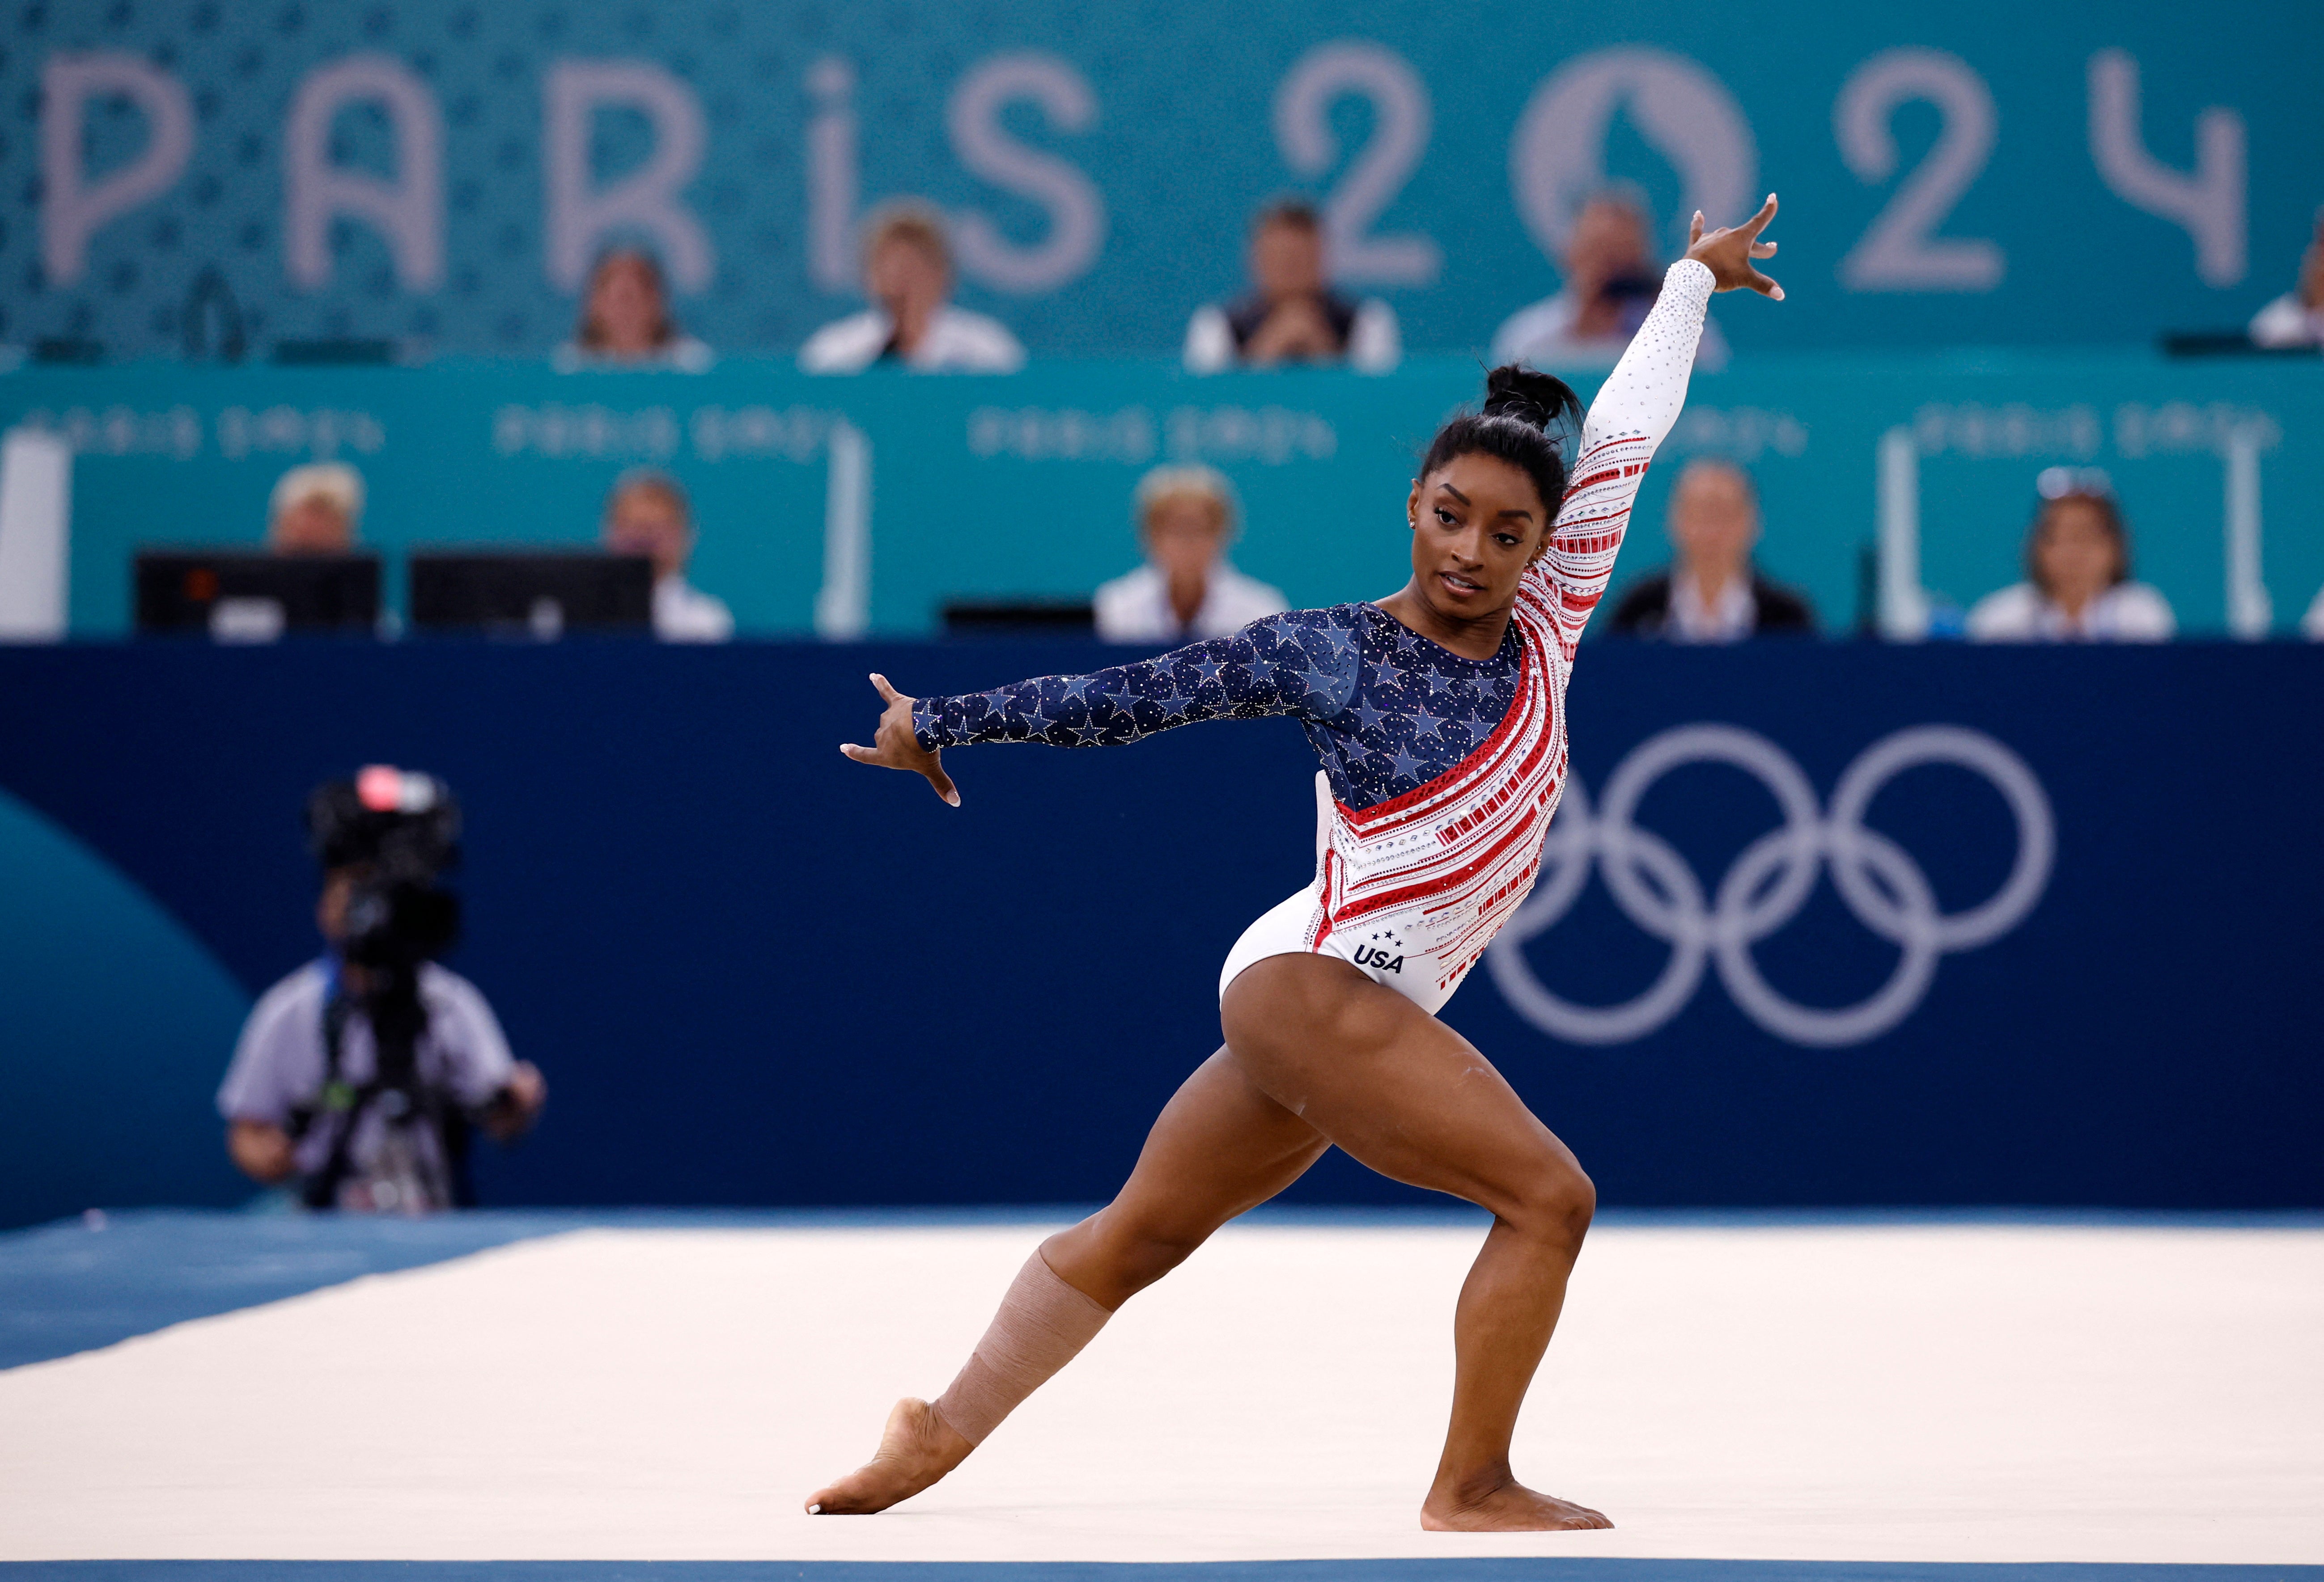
(805, 1397, 974, 1514)
(1421, 1468, 1613, 1531)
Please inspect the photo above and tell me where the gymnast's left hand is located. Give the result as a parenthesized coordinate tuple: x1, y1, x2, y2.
(841, 672, 962, 807)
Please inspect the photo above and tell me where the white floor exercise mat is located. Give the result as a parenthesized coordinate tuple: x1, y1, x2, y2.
(2, 1220, 2319, 1565)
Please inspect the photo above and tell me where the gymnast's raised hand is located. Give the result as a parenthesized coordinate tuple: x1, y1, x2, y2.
(841, 673, 960, 807)
(1684, 191, 1783, 298)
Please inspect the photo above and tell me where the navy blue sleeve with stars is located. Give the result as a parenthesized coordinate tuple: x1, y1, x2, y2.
(912, 602, 1526, 813)
(913, 605, 1362, 753)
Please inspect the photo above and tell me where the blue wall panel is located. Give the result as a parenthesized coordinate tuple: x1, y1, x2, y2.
(0, 640, 2317, 1228)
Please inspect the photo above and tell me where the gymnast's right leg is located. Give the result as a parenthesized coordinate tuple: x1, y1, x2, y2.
(804, 1045, 1330, 1514)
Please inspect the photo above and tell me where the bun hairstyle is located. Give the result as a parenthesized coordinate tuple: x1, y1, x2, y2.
(1419, 365, 1587, 523)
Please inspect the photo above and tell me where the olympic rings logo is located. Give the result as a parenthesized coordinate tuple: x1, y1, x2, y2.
(1486, 724, 2053, 1048)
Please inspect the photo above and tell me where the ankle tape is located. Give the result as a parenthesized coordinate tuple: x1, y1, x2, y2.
(931, 1248, 1112, 1445)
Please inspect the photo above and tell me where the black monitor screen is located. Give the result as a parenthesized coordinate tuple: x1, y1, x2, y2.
(134, 550, 382, 637)
(407, 550, 653, 636)
(941, 598, 1097, 638)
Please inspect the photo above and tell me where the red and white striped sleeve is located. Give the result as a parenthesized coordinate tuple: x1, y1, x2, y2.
(1526, 258, 1716, 658)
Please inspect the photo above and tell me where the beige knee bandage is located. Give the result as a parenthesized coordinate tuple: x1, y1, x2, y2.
(931, 1248, 1112, 1445)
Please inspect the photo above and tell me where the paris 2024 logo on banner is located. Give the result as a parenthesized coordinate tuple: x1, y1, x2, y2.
(1486, 724, 2053, 1048)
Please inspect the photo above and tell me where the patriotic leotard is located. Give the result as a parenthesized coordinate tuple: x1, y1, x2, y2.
(914, 260, 1714, 1015)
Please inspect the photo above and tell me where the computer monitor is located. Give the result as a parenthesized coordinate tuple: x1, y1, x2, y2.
(407, 550, 653, 637)
(134, 549, 382, 639)
(940, 598, 1097, 638)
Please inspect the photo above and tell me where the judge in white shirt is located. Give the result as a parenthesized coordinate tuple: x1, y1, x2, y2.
(1094, 465, 1287, 643)
(1493, 190, 1730, 372)
(798, 203, 1025, 375)
(600, 470, 735, 643)
(1967, 472, 2174, 643)
(2248, 210, 2324, 350)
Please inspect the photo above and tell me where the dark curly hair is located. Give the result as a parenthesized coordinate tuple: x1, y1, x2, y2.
(1419, 365, 1587, 524)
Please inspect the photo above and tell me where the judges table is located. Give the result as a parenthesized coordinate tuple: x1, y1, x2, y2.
(1, 637, 2318, 1228)
(1, 350, 2320, 642)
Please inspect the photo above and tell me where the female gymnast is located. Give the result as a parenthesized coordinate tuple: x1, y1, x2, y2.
(813, 197, 1785, 1531)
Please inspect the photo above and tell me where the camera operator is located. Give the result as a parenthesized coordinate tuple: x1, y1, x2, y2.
(217, 766, 544, 1212)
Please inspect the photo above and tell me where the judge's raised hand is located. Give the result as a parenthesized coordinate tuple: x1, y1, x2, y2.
(1686, 194, 1785, 300)
(841, 673, 961, 807)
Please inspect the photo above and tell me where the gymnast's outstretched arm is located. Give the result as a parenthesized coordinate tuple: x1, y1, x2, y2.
(840, 609, 1361, 804)
(1525, 196, 1784, 658)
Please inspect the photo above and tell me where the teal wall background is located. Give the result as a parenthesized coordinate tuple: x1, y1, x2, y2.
(1, 0, 2317, 358)
(3, 354, 2318, 639)
(0, 786, 251, 1221)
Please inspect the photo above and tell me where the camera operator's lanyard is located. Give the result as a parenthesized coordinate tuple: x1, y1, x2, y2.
(316, 955, 362, 1120)
(306, 960, 458, 1212)
(303, 956, 368, 1210)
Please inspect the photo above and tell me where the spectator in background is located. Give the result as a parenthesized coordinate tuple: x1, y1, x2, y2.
(1184, 200, 1400, 374)
(556, 249, 713, 372)
(1967, 471, 2174, 642)
(1094, 465, 1287, 642)
(2249, 209, 2324, 349)
(267, 462, 362, 555)
(799, 203, 1025, 374)
(601, 470, 734, 642)
(1610, 458, 1812, 641)
(1493, 191, 1730, 371)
